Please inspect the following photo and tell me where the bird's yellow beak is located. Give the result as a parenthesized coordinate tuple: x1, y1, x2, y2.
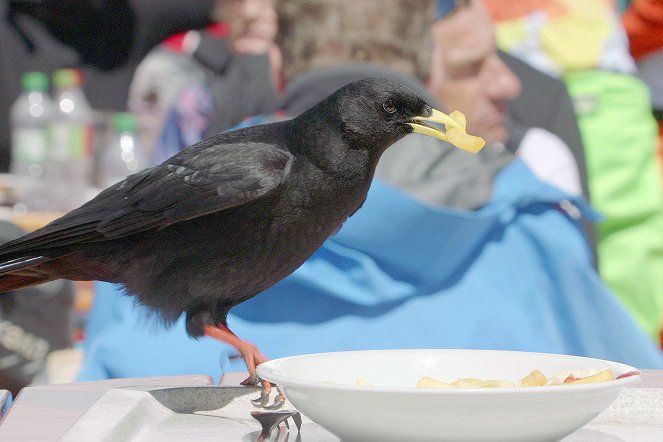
(408, 108, 485, 153)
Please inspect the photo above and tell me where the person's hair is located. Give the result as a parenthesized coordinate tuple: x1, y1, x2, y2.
(275, 0, 435, 83)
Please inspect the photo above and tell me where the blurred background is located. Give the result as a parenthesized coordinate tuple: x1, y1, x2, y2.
(1, 0, 662, 397)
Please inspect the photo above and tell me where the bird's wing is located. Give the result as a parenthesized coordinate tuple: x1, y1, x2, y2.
(0, 140, 292, 255)
(97, 140, 293, 238)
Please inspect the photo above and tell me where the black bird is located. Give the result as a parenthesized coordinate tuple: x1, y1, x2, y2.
(0, 78, 483, 381)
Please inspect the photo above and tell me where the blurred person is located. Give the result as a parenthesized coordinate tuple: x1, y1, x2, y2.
(428, 0, 597, 255)
(622, 0, 663, 343)
(77, 0, 663, 383)
(623, 0, 663, 171)
(501, 52, 593, 205)
(0, 0, 218, 392)
(0, 0, 220, 173)
(484, 0, 638, 76)
(486, 0, 663, 345)
(414, 0, 602, 295)
(129, 0, 281, 162)
(429, 1, 521, 148)
(430, 0, 583, 199)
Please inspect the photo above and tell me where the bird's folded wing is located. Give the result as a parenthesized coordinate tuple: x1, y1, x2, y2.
(0, 142, 292, 254)
(98, 141, 292, 237)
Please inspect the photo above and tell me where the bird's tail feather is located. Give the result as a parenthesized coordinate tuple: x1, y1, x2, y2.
(0, 256, 50, 275)
(0, 256, 56, 293)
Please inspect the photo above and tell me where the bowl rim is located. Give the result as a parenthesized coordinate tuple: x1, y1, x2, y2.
(256, 348, 641, 396)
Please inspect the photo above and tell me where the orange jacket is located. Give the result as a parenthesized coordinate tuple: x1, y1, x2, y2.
(623, 0, 663, 60)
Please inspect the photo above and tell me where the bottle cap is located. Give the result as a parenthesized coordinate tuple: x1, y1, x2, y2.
(113, 112, 137, 132)
(53, 69, 83, 88)
(21, 71, 49, 91)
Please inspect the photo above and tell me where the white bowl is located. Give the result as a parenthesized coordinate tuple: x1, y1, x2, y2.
(256, 349, 640, 442)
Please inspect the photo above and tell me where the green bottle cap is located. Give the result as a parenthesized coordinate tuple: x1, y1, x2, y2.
(113, 112, 137, 132)
(21, 71, 49, 91)
(53, 68, 82, 88)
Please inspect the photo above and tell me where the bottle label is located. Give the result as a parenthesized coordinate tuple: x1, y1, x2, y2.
(51, 122, 94, 160)
(11, 128, 49, 163)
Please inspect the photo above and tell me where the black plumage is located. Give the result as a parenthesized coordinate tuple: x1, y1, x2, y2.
(0, 78, 481, 375)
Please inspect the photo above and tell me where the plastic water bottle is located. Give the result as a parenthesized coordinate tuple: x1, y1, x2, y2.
(50, 68, 95, 211)
(9, 71, 57, 212)
(99, 113, 147, 188)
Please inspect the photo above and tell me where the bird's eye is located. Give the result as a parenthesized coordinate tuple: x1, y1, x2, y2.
(382, 99, 397, 114)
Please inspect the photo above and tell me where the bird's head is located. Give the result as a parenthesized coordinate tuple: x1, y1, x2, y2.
(333, 78, 485, 156)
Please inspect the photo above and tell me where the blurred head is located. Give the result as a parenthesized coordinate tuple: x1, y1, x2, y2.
(275, 0, 434, 84)
(430, 0, 521, 145)
(213, 0, 281, 88)
(214, 0, 277, 54)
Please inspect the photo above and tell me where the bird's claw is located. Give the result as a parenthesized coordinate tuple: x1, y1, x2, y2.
(251, 381, 286, 409)
(251, 388, 271, 407)
(263, 390, 286, 410)
(242, 372, 260, 387)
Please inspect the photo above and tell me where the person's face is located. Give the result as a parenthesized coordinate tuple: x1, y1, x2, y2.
(217, 0, 276, 51)
(429, 1, 521, 145)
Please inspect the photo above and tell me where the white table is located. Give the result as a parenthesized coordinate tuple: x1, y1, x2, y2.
(0, 370, 661, 441)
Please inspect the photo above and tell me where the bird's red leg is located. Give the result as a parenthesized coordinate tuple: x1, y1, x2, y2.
(203, 324, 270, 389)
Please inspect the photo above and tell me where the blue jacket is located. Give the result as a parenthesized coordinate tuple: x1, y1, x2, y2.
(78, 160, 663, 382)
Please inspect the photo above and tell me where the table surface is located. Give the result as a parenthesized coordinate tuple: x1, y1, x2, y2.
(1, 370, 662, 441)
(0, 375, 214, 440)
